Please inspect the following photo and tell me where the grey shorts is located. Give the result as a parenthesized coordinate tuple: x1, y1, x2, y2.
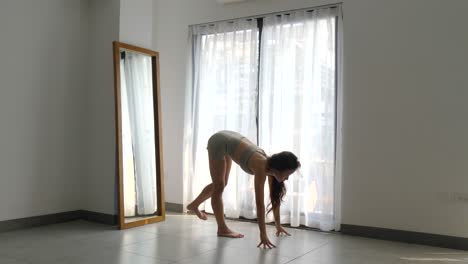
(206, 131, 242, 160)
(206, 131, 265, 175)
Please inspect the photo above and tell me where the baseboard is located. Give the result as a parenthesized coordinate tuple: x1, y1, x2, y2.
(0, 210, 118, 233)
(0, 211, 82, 233)
(341, 224, 468, 251)
(79, 210, 118, 225)
(165, 202, 184, 213)
(0, 205, 183, 234)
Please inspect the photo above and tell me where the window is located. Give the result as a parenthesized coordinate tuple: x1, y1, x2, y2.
(184, 6, 342, 231)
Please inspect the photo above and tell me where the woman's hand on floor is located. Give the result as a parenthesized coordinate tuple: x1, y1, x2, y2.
(257, 234, 276, 249)
(275, 226, 291, 237)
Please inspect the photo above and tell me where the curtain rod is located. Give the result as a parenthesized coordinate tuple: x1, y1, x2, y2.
(190, 2, 342, 27)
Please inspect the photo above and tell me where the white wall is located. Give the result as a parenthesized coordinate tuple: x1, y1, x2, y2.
(0, 0, 152, 220)
(0, 0, 89, 221)
(82, 0, 120, 215)
(153, 0, 468, 237)
(342, 0, 468, 238)
(120, 0, 153, 48)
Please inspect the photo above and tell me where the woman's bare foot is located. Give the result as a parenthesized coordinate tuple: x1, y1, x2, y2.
(186, 203, 207, 220)
(217, 228, 244, 238)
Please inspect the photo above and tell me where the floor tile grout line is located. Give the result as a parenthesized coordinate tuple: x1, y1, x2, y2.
(107, 237, 162, 248)
(121, 247, 175, 263)
(282, 240, 331, 264)
(170, 248, 219, 264)
(121, 241, 220, 264)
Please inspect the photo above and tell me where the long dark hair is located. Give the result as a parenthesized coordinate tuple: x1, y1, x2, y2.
(266, 151, 300, 214)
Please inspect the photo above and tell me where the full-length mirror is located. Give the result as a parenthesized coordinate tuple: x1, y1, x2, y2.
(113, 41, 165, 229)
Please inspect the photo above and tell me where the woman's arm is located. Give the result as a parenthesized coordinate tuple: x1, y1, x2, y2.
(255, 173, 275, 248)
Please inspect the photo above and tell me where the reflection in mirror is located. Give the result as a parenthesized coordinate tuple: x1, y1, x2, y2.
(120, 50, 157, 221)
(113, 42, 165, 229)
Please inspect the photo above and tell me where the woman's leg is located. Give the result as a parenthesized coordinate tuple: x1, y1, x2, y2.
(187, 151, 224, 220)
(186, 156, 232, 220)
(224, 156, 232, 184)
(186, 183, 213, 220)
(210, 156, 243, 238)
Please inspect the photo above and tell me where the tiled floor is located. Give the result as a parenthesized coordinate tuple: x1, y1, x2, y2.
(0, 214, 467, 264)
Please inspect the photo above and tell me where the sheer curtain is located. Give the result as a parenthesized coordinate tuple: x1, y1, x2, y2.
(259, 7, 340, 230)
(122, 52, 157, 216)
(120, 59, 136, 216)
(183, 6, 342, 231)
(183, 19, 259, 218)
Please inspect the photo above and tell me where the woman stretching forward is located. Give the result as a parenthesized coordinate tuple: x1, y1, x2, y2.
(187, 130, 300, 248)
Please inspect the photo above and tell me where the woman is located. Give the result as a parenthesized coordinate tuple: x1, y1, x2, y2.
(187, 130, 301, 249)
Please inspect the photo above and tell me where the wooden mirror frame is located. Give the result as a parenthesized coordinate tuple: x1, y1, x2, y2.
(113, 41, 165, 229)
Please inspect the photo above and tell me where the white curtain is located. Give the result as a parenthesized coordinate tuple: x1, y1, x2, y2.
(183, 19, 260, 218)
(259, 7, 340, 230)
(120, 59, 136, 216)
(122, 52, 158, 216)
(183, 6, 342, 231)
